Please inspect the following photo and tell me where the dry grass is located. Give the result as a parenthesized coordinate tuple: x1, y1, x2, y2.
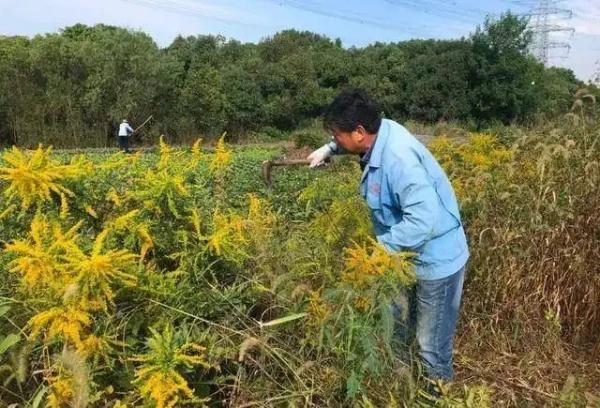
(446, 113, 600, 406)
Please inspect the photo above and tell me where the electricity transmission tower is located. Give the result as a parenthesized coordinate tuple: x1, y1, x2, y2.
(519, 0, 574, 64)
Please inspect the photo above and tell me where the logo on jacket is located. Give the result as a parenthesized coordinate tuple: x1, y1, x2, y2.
(369, 183, 381, 194)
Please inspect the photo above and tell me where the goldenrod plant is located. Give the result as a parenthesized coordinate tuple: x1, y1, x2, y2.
(209, 133, 232, 176)
(0, 145, 90, 215)
(63, 227, 138, 313)
(0, 117, 598, 406)
(131, 325, 212, 408)
(428, 133, 513, 204)
(45, 348, 91, 408)
(209, 133, 232, 201)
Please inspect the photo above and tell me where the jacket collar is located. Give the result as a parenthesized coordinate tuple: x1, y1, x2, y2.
(361, 119, 389, 182)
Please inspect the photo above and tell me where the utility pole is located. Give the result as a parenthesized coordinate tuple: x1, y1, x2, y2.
(523, 0, 574, 64)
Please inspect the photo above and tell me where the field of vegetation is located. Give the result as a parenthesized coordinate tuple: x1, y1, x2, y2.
(0, 92, 598, 407)
(1, 6, 600, 406)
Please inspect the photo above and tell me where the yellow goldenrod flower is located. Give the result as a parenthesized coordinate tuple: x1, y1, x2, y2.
(132, 326, 212, 408)
(64, 228, 138, 313)
(209, 133, 232, 176)
(28, 305, 92, 351)
(0, 145, 89, 211)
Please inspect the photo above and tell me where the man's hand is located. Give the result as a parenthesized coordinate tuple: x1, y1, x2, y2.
(307, 144, 332, 168)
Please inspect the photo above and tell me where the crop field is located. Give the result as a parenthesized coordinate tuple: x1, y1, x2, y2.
(0, 116, 598, 407)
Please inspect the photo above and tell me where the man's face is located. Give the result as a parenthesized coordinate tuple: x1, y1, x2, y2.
(330, 125, 367, 154)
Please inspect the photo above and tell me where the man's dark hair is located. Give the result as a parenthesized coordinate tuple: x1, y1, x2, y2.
(323, 89, 382, 134)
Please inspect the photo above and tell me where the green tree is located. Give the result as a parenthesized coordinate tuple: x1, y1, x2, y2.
(468, 13, 542, 127)
(0, 19, 586, 148)
(396, 40, 471, 122)
(176, 62, 226, 138)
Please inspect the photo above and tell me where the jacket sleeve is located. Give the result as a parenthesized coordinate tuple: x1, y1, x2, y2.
(127, 124, 134, 133)
(378, 162, 438, 252)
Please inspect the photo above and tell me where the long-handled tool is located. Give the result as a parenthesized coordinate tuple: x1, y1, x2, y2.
(131, 115, 153, 136)
(124, 115, 153, 151)
(261, 158, 331, 189)
(261, 159, 310, 189)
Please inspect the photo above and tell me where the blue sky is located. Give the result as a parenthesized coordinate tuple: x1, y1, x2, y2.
(1, 0, 599, 81)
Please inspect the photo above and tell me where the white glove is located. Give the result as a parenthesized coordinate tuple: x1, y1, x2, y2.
(307, 144, 332, 168)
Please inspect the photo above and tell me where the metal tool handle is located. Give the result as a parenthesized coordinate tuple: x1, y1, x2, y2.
(266, 159, 312, 167)
(261, 157, 332, 189)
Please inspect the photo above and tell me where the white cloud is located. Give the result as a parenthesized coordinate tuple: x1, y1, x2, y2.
(566, 0, 600, 35)
(552, 33, 599, 81)
(562, 0, 600, 80)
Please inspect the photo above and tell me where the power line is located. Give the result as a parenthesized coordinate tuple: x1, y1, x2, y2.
(389, 0, 491, 17)
(384, 0, 488, 25)
(123, 0, 525, 43)
(124, 0, 473, 43)
(127, 0, 456, 41)
(255, 0, 440, 37)
(383, 0, 536, 29)
(126, 0, 495, 41)
(121, 0, 261, 28)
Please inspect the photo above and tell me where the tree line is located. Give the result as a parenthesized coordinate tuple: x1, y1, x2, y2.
(0, 13, 595, 148)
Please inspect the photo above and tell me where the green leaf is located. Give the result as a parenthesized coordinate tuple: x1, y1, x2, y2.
(258, 312, 307, 328)
(346, 369, 360, 398)
(0, 334, 20, 355)
(27, 385, 47, 408)
(0, 306, 11, 318)
(466, 388, 475, 407)
(379, 301, 394, 343)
